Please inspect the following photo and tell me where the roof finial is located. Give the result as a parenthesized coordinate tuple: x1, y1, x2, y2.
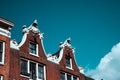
(66, 37, 71, 44)
(22, 25, 28, 34)
(32, 19, 38, 27)
(22, 25, 27, 29)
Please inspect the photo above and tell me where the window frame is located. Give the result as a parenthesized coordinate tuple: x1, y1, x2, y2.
(20, 59, 30, 77)
(20, 59, 46, 80)
(60, 72, 65, 80)
(29, 42, 38, 56)
(0, 41, 5, 64)
(60, 72, 79, 80)
(66, 58, 72, 69)
(67, 74, 72, 80)
(38, 64, 45, 80)
(73, 76, 78, 80)
(30, 61, 36, 80)
(0, 75, 3, 80)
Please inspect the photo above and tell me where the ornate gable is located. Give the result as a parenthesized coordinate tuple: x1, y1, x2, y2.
(10, 20, 46, 59)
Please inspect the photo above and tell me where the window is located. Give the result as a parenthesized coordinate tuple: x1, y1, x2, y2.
(73, 76, 77, 80)
(38, 65, 44, 79)
(0, 41, 5, 64)
(66, 58, 72, 68)
(20, 59, 29, 76)
(29, 42, 37, 55)
(60, 72, 65, 80)
(29, 42, 38, 56)
(0, 75, 3, 80)
(60, 72, 78, 80)
(67, 74, 71, 80)
(30, 62, 36, 80)
(20, 59, 46, 80)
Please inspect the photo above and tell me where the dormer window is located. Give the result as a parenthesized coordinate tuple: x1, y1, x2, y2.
(0, 41, 5, 64)
(29, 42, 38, 56)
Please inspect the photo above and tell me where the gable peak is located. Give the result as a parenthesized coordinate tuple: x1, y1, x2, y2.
(59, 37, 72, 48)
(32, 19, 38, 27)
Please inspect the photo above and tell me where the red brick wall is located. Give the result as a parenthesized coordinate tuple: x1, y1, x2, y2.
(0, 35, 10, 80)
(9, 29, 93, 80)
(9, 49, 20, 80)
(46, 61, 60, 80)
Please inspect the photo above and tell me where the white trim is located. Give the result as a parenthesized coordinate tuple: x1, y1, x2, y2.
(36, 63, 39, 80)
(41, 38, 47, 56)
(44, 66, 46, 80)
(72, 75, 73, 80)
(10, 40, 19, 50)
(36, 44, 38, 56)
(57, 48, 64, 63)
(20, 75, 30, 79)
(29, 52, 39, 57)
(70, 58, 73, 69)
(0, 27, 11, 38)
(0, 75, 3, 80)
(47, 47, 64, 64)
(0, 41, 5, 64)
(65, 73, 67, 80)
(28, 60, 30, 74)
(18, 33, 27, 48)
(0, 17, 14, 26)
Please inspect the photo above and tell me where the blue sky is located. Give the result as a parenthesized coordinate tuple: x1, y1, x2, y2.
(0, 0, 120, 79)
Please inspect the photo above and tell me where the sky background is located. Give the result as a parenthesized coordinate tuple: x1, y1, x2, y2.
(0, 0, 120, 79)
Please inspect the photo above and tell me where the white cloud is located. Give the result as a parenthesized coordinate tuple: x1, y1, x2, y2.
(86, 43, 120, 80)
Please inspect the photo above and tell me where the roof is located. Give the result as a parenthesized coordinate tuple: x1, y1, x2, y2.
(0, 17, 14, 28)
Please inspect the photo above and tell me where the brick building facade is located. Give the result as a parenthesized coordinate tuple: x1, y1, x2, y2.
(0, 17, 93, 80)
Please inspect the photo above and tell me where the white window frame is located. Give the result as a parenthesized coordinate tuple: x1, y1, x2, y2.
(20, 59, 46, 80)
(60, 72, 79, 80)
(60, 72, 66, 80)
(29, 42, 38, 57)
(29, 61, 37, 80)
(73, 75, 79, 80)
(67, 73, 72, 80)
(36, 63, 46, 80)
(0, 41, 5, 64)
(66, 58, 73, 70)
(0, 75, 3, 80)
(20, 59, 30, 78)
